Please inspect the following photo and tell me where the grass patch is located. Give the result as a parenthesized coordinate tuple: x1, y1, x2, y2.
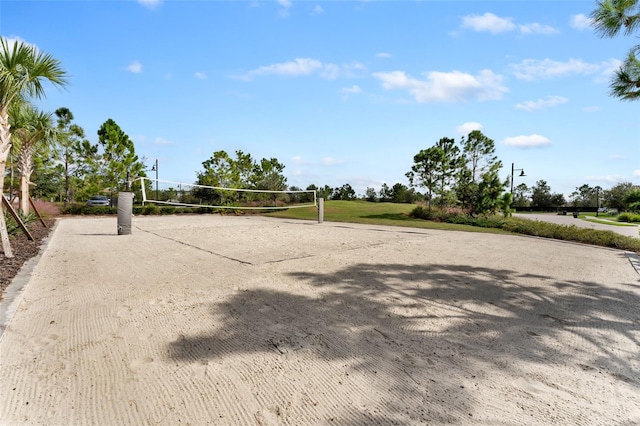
(264, 200, 640, 252)
(581, 214, 638, 227)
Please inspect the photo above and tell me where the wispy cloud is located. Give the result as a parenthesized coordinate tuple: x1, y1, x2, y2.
(584, 174, 628, 184)
(515, 95, 568, 111)
(461, 13, 557, 35)
(461, 13, 516, 34)
(582, 105, 600, 113)
(633, 170, 640, 178)
(127, 61, 143, 74)
(195, 72, 207, 80)
(510, 58, 616, 81)
(278, 0, 292, 17)
(341, 85, 362, 94)
(373, 69, 508, 103)
(503, 134, 552, 148)
(519, 23, 558, 35)
(236, 58, 365, 80)
(456, 122, 483, 135)
(153, 137, 173, 145)
(322, 157, 345, 166)
(610, 154, 624, 160)
(570, 14, 592, 30)
(138, 0, 161, 9)
(376, 52, 392, 59)
(340, 85, 362, 101)
(311, 5, 324, 15)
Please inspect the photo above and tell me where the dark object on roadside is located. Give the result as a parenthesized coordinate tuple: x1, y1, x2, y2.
(86, 195, 110, 207)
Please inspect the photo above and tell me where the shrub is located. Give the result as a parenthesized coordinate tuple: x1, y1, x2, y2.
(141, 205, 159, 215)
(4, 211, 37, 236)
(617, 212, 640, 223)
(61, 204, 117, 215)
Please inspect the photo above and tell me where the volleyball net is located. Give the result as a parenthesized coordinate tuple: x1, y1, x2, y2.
(136, 177, 317, 210)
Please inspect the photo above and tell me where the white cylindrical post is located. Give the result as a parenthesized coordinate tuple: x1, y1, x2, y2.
(117, 192, 134, 235)
(318, 197, 324, 224)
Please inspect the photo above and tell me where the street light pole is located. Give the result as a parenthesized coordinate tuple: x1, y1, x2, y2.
(151, 159, 158, 201)
(510, 162, 526, 195)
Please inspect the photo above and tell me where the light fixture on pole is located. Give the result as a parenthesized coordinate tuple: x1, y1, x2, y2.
(151, 159, 158, 200)
(510, 162, 526, 195)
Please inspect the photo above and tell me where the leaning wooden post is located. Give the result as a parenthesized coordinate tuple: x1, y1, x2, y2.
(0, 205, 12, 258)
(29, 195, 47, 228)
(2, 196, 33, 240)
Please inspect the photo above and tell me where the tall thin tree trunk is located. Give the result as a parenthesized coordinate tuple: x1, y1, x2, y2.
(0, 106, 14, 257)
(18, 145, 33, 215)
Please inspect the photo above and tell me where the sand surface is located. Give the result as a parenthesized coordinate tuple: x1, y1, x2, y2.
(1, 215, 639, 425)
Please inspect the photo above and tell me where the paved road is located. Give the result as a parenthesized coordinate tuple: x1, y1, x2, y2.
(513, 213, 640, 238)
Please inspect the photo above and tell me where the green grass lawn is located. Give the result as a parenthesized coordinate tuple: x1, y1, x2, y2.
(263, 200, 640, 252)
(265, 200, 510, 234)
(580, 214, 638, 227)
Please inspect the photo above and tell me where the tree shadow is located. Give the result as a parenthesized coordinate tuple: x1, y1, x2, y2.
(167, 261, 640, 423)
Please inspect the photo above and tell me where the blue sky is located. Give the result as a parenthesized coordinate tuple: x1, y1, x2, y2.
(2, 0, 639, 198)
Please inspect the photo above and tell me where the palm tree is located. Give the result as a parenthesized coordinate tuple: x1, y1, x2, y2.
(9, 101, 56, 214)
(0, 37, 67, 257)
(591, 0, 640, 101)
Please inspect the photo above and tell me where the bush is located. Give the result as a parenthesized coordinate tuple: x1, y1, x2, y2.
(141, 205, 159, 215)
(410, 208, 640, 252)
(62, 204, 117, 215)
(4, 211, 37, 236)
(617, 212, 640, 223)
(501, 217, 640, 251)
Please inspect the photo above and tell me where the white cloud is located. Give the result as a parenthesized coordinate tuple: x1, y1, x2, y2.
(340, 85, 362, 94)
(461, 13, 516, 34)
(241, 58, 321, 79)
(340, 85, 362, 101)
(373, 69, 508, 103)
(584, 174, 628, 184)
(610, 154, 624, 160)
(519, 23, 558, 35)
(138, 0, 161, 8)
(597, 59, 622, 82)
(633, 170, 640, 178)
(311, 5, 324, 15)
(1, 36, 37, 51)
(153, 137, 172, 145)
(322, 157, 345, 166)
(582, 105, 600, 113)
(570, 14, 592, 30)
(456, 122, 483, 135)
(515, 95, 568, 111)
(376, 52, 392, 58)
(461, 13, 558, 36)
(195, 72, 207, 80)
(237, 58, 365, 80)
(127, 61, 143, 74)
(503, 134, 552, 148)
(277, 0, 292, 17)
(291, 155, 305, 164)
(510, 58, 611, 81)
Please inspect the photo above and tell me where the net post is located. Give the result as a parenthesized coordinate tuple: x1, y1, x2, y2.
(117, 192, 134, 235)
(318, 197, 324, 224)
(140, 177, 147, 206)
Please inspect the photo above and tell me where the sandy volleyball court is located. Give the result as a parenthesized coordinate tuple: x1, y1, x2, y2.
(0, 215, 639, 425)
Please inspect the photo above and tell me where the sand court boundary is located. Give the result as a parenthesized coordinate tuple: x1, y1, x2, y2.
(1, 215, 639, 425)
